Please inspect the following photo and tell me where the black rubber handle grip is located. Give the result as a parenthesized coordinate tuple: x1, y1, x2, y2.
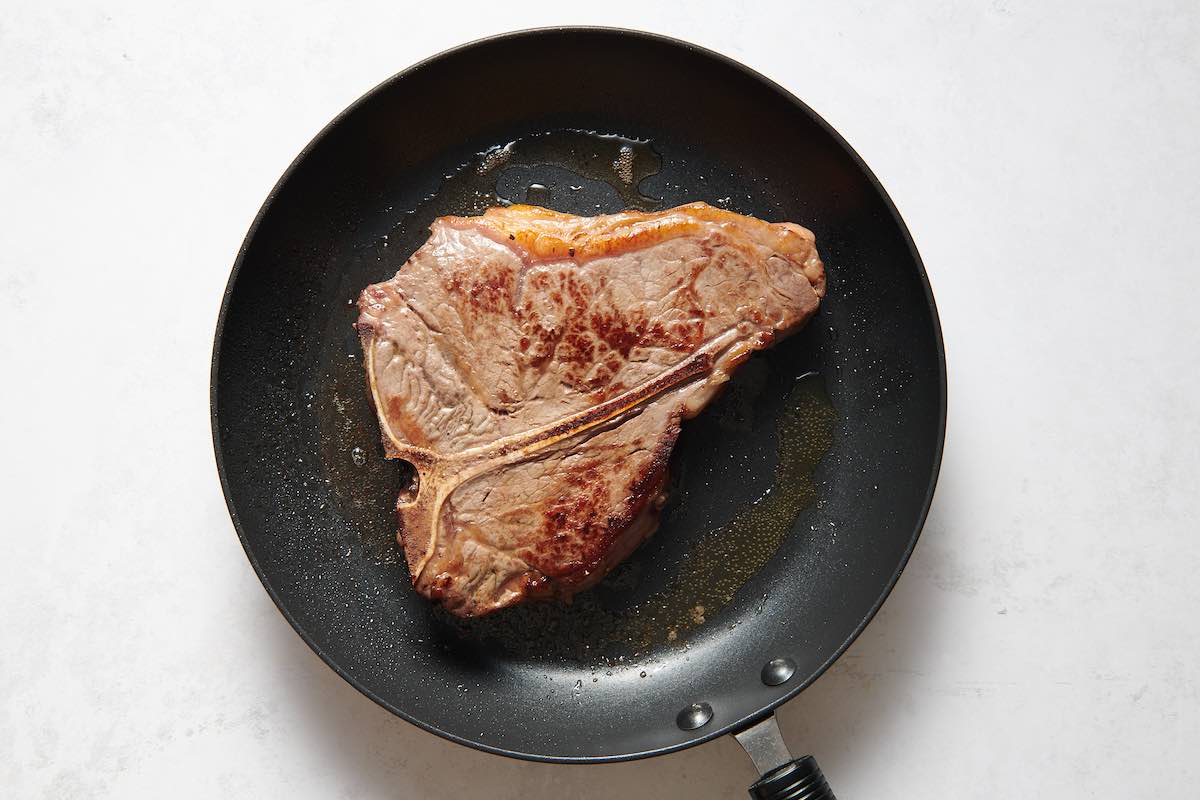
(748, 755, 835, 800)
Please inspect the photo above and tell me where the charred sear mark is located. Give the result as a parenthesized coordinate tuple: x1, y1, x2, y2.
(519, 460, 612, 580)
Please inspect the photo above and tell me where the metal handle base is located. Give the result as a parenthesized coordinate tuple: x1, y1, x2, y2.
(734, 715, 836, 800)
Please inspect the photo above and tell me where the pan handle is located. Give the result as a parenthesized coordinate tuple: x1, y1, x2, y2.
(733, 714, 835, 800)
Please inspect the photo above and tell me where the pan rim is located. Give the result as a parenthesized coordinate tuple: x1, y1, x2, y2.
(210, 24, 947, 764)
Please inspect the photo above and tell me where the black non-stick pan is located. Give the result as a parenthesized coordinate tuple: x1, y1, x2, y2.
(212, 27, 945, 798)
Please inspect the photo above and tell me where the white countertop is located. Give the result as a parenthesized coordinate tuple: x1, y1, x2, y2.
(4, 1, 1198, 797)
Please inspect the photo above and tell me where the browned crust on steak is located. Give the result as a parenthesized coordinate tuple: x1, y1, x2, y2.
(523, 414, 680, 596)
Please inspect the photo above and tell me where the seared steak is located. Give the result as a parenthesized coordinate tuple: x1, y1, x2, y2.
(356, 203, 825, 617)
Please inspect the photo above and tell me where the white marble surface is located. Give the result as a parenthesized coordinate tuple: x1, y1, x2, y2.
(3, 1, 1199, 796)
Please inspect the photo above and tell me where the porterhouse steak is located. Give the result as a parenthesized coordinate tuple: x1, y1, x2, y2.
(356, 202, 825, 617)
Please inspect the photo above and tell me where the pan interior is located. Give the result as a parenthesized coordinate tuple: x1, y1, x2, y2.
(214, 29, 943, 761)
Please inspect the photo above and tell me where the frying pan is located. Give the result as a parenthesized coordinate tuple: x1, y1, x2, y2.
(212, 27, 945, 798)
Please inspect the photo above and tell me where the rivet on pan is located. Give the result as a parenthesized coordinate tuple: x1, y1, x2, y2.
(761, 657, 797, 686)
(676, 702, 714, 731)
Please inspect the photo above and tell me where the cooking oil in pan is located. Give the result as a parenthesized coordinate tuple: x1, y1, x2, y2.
(524, 182, 552, 205)
(638, 373, 835, 643)
(388, 129, 661, 235)
(315, 351, 407, 565)
(477, 130, 660, 210)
